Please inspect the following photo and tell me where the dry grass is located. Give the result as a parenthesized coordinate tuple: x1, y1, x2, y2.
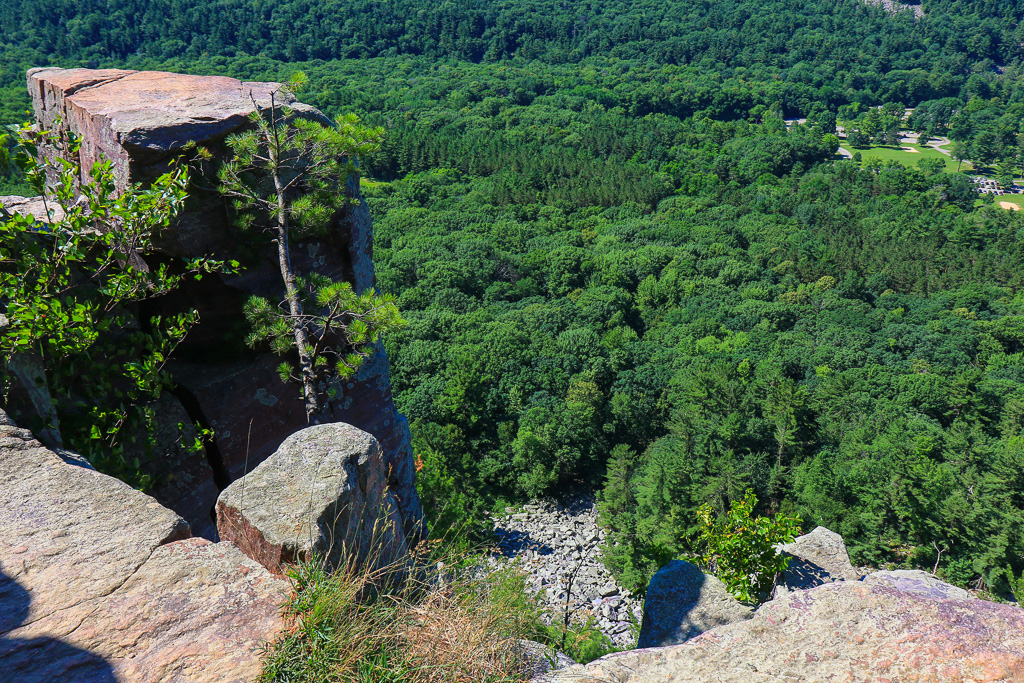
(399, 584, 538, 682)
(259, 540, 551, 683)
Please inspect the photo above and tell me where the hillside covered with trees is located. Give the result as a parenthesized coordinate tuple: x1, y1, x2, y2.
(2, 0, 1024, 599)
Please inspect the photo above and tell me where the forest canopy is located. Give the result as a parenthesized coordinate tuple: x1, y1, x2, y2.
(2, 0, 1023, 597)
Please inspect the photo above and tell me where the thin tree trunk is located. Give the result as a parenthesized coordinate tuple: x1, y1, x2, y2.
(266, 119, 321, 424)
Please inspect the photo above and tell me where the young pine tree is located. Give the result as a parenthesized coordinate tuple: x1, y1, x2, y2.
(216, 84, 403, 423)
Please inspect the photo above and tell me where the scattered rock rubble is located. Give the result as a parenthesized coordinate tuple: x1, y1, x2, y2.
(486, 497, 641, 647)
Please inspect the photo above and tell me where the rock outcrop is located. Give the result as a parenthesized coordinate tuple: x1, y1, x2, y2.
(865, 568, 972, 600)
(775, 525, 864, 594)
(0, 410, 289, 682)
(636, 560, 752, 648)
(217, 422, 409, 574)
(12, 68, 421, 541)
(543, 580, 1024, 682)
(28, 68, 326, 212)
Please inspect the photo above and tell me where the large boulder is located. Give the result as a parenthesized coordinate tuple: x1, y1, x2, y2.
(777, 525, 863, 593)
(864, 569, 971, 600)
(636, 560, 753, 648)
(216, 422, 409, 574)
(0, 412, 289, 681)
(20, 68, 422, 540)
(543, 581, 1024, 682)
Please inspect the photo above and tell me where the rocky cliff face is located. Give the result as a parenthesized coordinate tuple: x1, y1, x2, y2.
(18, 68, 421, 540)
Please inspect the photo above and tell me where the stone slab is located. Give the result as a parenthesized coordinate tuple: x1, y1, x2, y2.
(542, 581, 1024, 682)
(0, 414, 289, 681)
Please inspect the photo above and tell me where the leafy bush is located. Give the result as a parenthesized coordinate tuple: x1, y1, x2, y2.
(0, 125, 230, 487)
(696, 490, 801, 603)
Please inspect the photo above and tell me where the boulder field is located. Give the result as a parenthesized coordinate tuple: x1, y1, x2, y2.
(486, 497, 643, 646)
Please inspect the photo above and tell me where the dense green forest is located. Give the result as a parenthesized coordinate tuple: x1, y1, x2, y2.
(2, 0, 1024, 597)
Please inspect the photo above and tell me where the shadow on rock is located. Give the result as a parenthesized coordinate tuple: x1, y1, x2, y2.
(493, 527, 555, 557)
(782, 555, 835, 589)
(637, 560, 753, 648)
(0, 570, 117, 682)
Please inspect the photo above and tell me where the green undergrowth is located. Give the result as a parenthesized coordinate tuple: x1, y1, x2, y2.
(260, 540, 621, 683)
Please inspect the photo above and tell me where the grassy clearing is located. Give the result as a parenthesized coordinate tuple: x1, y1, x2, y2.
(260, 541, 622, 683)
(839, 142, 1024, 211)
(840, 143, 969, 173)
(994, 195, 1024, 209)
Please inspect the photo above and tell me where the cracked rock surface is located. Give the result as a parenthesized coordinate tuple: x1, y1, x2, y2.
(0, 411, 289, 682)
(486, 497, 641, 647)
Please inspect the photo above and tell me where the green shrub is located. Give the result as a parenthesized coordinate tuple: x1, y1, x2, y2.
(696, 489, 801, 603)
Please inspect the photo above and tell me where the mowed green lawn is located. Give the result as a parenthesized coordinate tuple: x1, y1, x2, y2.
(839, 143, 969, 173)
(838, 142, 1024, 211)
(990, 193, 1024, 210)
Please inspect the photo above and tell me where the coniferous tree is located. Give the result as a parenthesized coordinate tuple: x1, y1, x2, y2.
(216, 82, 403, 423)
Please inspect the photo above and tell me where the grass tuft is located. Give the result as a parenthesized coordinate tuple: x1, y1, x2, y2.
(258, 538, 596, 683)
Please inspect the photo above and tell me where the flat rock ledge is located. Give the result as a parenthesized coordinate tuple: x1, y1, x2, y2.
(0, 411, 289, 682)
(541, 580, 1024, 682)
(217, 422, 409, 575)
(27, 67, 327, 203)
(865, 568, 972, 600)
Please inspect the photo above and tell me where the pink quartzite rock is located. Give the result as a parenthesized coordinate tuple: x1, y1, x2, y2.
(22, 68, 422, 541)
(864, 568, 971, 600)
(28, 68, 327, 197)
(217, 422, 409, 575)
(0, 411, 290, 682)
(541, 581, 1024, 682)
